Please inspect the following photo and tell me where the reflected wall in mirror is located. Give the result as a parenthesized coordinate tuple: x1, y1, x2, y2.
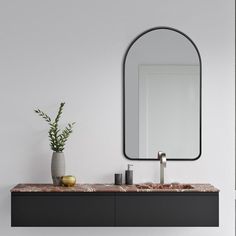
(123, 27, 201, 160)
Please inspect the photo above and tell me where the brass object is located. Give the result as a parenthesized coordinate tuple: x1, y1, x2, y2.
(61, 175, 76, 187)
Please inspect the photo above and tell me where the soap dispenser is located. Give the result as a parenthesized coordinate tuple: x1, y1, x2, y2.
(125, 164, 133, 185)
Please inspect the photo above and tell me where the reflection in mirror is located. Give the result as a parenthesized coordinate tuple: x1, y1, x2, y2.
(124, 27, 201, 160)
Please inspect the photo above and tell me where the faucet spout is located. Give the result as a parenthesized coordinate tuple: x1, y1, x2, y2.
(157, 151, 167, 184)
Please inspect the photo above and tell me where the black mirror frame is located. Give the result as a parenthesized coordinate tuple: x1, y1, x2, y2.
(123, 26, 202, 161)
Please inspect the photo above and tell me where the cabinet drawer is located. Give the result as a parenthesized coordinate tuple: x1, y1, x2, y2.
(12, 192, 115, 226)
(115, 192, 219, 226)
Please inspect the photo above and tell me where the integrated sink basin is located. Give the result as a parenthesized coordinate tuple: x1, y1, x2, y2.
(135, 183, 194, 190)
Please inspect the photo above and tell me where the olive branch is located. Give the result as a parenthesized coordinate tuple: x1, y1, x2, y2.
(34, 102, 75, 152)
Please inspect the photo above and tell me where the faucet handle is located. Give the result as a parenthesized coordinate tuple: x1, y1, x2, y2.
(157, 151, 166, 159)
(157, 151, 167, 167)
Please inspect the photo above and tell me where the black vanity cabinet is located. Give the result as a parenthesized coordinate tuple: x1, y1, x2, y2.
(11, 191, 219, 227)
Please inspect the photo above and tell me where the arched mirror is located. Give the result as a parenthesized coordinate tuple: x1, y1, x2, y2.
(123, 27, 201, 160)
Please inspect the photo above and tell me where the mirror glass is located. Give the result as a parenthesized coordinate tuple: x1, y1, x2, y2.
(123, 27, 201, 160)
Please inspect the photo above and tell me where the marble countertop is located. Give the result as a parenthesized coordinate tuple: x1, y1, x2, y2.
(11, 183, 219, 193)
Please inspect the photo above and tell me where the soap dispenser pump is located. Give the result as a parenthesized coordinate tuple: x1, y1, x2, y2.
(125, 164, 133, 185)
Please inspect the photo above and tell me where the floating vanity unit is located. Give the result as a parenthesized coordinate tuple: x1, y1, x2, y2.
(11, 183, 219, 227)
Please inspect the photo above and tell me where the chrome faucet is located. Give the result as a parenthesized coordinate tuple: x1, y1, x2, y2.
(157, 151, 167, 184)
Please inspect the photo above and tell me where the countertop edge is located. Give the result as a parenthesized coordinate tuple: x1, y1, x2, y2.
(10, 183, 220, 193)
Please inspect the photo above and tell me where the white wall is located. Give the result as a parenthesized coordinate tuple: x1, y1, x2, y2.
(0, 0, 234, 235)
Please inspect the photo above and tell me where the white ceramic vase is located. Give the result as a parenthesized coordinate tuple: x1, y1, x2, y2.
(51, 152, 65, 186)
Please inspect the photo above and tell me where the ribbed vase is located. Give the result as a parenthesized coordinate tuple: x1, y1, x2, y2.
(51, 152, 65, 186)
